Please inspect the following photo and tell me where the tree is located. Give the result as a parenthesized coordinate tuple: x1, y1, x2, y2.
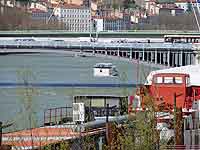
(186, 2, 192, 13)
(123, 0, 136, 10)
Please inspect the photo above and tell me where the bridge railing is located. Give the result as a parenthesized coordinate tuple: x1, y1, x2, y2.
(0, 40, 193, 50)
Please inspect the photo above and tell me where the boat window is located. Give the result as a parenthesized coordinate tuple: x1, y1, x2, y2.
(164, 77, 173, 84)
(174, 77, 183, 84)
(154, 76, 163, 84)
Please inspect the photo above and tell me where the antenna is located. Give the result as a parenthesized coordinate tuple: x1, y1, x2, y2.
(190, 0, 200, 31)
(46, 0, 64, 24)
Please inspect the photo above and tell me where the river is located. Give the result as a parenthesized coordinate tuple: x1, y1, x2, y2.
(0, 53, 158, 132)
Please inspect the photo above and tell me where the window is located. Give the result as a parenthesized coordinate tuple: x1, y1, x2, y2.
(186, 77, 190, 86)
(175, 77, 182, 84)
(154, 77, 163, 84)
(164, 77, 173, 84)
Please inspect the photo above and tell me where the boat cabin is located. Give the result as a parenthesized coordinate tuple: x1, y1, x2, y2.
(93, 63, 118, 77)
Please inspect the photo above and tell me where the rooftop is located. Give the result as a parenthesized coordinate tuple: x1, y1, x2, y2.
(145, 64, 200, 86)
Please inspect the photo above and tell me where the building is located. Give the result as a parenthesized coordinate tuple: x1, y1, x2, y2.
(94, 14, 131, 31)
(175, 0, 200, 12)
(30, 2, 47, 12)
(31, 8, 58, 23)
(54, 4, 91, 32)
(145, 0, 160, 16)
(50, 0, 83, 5)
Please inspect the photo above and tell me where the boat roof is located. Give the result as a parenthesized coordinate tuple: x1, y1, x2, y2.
(94, 63, 114, 68)
(74, 94, 127, 99)
(145, 64, 200, 86)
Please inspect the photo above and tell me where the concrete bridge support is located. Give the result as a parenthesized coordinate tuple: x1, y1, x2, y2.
(129, 50, 132, 60)
(179, 51, 183, 66)
(194, 52, 200, 65)
(167, 50, 170, 67)
(155, 50, 158, 64)
(117, 49, 120, 57)
(147, 51, 149, 63)
(134, 51, 137, 60)
(142, 49, 145, 61)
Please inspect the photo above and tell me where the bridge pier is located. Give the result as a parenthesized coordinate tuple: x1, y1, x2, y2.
(117, 49, 120, 57)
(172, 52, 176, 67)
(147, 51, 149, 63)
(129, 50, 132, 60)
(175, 53, 179, 67)
(151, 51, 154, 63)
(194, 53, 200, 64)
(134, 51, 137, 59)
(105, 49, 107, 56)
(179, 51, 183, 66)
(167, 50, 170, 67)
(155, 50, 158, 64)
(142, 49, 145, 61)
(185, 53, 189, 65)
(159, 52, 162, 65)
(189, 53, 192, 65)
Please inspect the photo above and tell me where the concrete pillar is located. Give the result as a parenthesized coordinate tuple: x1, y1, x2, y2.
(167, 50, 170, 67)
(189, 53, 192, 65)
(172, 53, 175, 67)
(151, 51, 153, 62)
(122, 51, 124, 57)
(135, 51, 137, 59)
(185, 53, 188, 65)
(155, 50, 157, 64)
(163, 52, 167, 65)
(142, 49, 145, 61)
(125, 52, 128, 58)
(194, 53, 199, 65)
(174, 52, 178, 67)
(139, 52, 142, 60)
(159, 52, 162, 64)
(129, 49, 132, 60)
(180, 51, 183, 66)
(147, 51, 149, 62)
(191, 53, 194, 65)
(117, 48, 120, 57)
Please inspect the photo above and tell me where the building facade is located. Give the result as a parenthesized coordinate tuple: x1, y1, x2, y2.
(54, 4, 91, 32)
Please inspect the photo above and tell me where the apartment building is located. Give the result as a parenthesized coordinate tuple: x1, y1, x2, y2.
(54, 4, 91, 32)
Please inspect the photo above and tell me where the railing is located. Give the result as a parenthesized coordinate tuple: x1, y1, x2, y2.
(0, 40, 193, 50)
(90, 106, 120, 117)
(165, 145, 200, 149)
(44, 106, 72, 126)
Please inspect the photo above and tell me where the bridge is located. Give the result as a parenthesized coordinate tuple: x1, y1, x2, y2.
(0, 39, 199, 67)
(0, 30, 199, 38)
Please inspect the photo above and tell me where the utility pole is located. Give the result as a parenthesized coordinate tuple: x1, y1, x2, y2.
(0, 121, 2, 147)
(173, 93, 177, 145)
(89, 0, 92, 42)
(190, 0, 200, 31)
(106, 104, 110, 146)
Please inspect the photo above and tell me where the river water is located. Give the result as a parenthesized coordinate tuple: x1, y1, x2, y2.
(0, 53, 158, 132)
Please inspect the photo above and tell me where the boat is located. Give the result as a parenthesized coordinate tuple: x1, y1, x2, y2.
(93, 63, 118, 77)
